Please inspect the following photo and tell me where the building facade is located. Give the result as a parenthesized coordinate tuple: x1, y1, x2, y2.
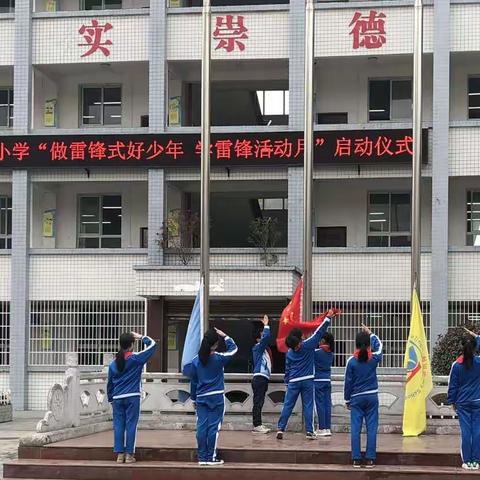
(0, 0, 477, 410)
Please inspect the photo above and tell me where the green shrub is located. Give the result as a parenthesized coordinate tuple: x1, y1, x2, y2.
(431, 324, 480, 375)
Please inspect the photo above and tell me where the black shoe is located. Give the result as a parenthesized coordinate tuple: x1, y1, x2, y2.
(305, 432, 317, 440)
(365, 459, 376, 469)
(276, 430, 284, 440)
(352, 460, 362, 468)
(206, 459, 224, 466)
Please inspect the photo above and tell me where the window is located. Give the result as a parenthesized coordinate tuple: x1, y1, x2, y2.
(78, 195, 122, 248)
(369, 79, 412, 121)
(316, 227, 347, 247)
(467, 191, 480, 246)
(317, 112, 348, 124)
(367, 193, 411, 247)
(0, 0, 14, 13)
(256, 90, 289, 125)
(468, 77, 480, 120)
(0, 89, 13, 128)
(81, 86, 121, 126)
(0, 196, 11, 249)
(81, 0, 121, 10)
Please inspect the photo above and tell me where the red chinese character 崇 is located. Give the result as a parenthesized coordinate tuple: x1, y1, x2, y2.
(50, 142, 68, 161)
(127, 141, 144, 160)
(165, 140, 184, 160)
(146, 141, 164, 160)
(335, 137, 352, 157)
(375, 136, 394, 156)
(396, 135, 414, 155)
(70, 141, 87, 161)
(234, 140, 253, 159)
(213, 15, 248, 53)
(0, 143, 11, 161)
(88, 141, 107, 160)
(354, 137, 373, 157)
(78, 19, 113, 58)
(349, 10, 386, 50)
(273, 139, 292, 158)
(12, 142, 30, 161)
(215, 140, 233, 160)
(108, 141, 126, 160)
(255, 139, 274, 159)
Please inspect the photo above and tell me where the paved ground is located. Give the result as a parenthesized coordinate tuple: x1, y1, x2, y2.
(0, 412, 42, 478)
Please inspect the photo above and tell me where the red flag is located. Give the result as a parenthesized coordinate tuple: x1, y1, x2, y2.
(276, 279, 341, 353)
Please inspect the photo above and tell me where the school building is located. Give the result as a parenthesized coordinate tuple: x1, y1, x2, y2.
(0, 0, 478, 410)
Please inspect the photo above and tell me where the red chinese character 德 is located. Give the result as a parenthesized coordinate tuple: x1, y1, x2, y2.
(0, 143, 11, 161)
(89, 141, 107, 160)
(213, 15, 248, 53)
(234, 139, 253, 159)
(396, 135, 414, 155)
(108, 141, 126, 160)
(335, 137, 352, 157)
(215, 140, 233, 160)
(165, 140, 184, 160)
(146, 141, 164, 160)
(12, 142, 30, 161)
(70, 141, 87, 161)
(255, 139, 274, 159)
(127, 141, 144, 160)
(375, 136, 394, 156)
(50, 142, 68, 161)
(349, 10, 386, 50)
(78, 19, 113, 58)
(354, 137, 373, 157)
(273, 139, 292, 158)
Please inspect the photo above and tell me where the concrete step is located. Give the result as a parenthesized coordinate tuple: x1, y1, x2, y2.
(4, 459, 477, 480)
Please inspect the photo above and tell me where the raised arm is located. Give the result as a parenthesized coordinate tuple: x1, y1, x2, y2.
(370, 333, 383, 363)
(215, 329, 238, 366)
(257, 321, 271, 352)
(303, 314, 333, 350)
(133, 335, 157, 364)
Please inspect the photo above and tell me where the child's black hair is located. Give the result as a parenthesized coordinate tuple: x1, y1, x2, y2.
(286, 331, 301, 350)
(462, 336, 477, 370)
(355, 331, 371, 363)
(199, 329, 220, 365)
(116, 332, 135, 372)
(322, 331, 335, 352)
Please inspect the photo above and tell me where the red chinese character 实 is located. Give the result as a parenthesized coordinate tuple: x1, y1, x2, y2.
(12, 142, 30, 161)
(375, 136, 394, 156)
(215, 140, 233, 160)
(335, 137, 352, 157)
(89, 141, 107, 160)
(70, 142, 87, 161)
(146, 141, 164, 160)
(165, 140, 184, 160)
(0, 143, 11, 161)
(78, 19, 113, 58)
(349, 10, 386, 50)
(234, 140, 253, 159)
(108, 141, 126, 160)
(213, 15, 248, 53)
(273, 139, 292, 158)
(354, 137, 373, 157)
(50, 142, 68, 161)
(127, 141, 144, 160)
(396, 135, 414, 155)
(255, 139, 274, 159)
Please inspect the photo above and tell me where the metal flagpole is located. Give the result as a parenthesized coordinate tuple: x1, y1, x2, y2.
(200, 0, 211, 332)
(302, 0, 314, 321)
(411, 0, 423, 297)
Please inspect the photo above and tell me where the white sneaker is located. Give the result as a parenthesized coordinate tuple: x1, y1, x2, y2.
(317, 429, 332, 437)
(198, 461, 208, 466)
(462, 463, 471, 470)
(252, 425, 271, 434)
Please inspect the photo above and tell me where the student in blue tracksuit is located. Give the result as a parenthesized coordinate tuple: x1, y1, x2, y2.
(276, 309, 336, 440)
(107, 332, 157, 464)
(190, 327, 238, 466)
(344, 324, 382, 469)
(251, 315, 272, 434)
(314, 331, 334, 437)
(447, 328, 480, 471)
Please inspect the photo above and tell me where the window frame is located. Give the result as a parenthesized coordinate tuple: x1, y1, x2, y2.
(80, 84, 122, 127)
(256, 90, 289, 117)
(77, 194, 122, 249)
(368, 77, 412, 122)
(0, 87, 14, 129)
(367, 191, 411, 247)
(0, 0, 14, 13)
(0, 195, 11, 250)
(466, 190, 480, 246)
(467, 75, 480, 120)
(80, 0, 122, 10)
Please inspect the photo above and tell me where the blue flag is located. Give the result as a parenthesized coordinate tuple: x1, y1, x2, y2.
(181, 281, 203, 378)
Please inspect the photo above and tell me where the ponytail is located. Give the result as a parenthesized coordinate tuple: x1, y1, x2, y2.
(116, 333, 135, 373)
(462, 336, 477, 370)
(355, 331, 371, 363)
(199, 329, 220, 366)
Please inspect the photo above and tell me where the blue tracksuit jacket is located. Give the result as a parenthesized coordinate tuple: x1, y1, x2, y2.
(344, 334, 383, 404)
(252, 326, 271, 379)
(314, 347, 333, 382)
(107, 336, 157, 402)
(284, 317, 331, 384)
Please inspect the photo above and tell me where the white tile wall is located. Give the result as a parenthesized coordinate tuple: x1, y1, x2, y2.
(452, 3, 480, 53)
(449, 127, 480, 176)
(0, 19, 14, 66)
(0, 256, 11, 301)
(449, 251, 480, 301)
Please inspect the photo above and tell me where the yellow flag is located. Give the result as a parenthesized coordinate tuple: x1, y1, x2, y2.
(402, 288, 433, 436)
